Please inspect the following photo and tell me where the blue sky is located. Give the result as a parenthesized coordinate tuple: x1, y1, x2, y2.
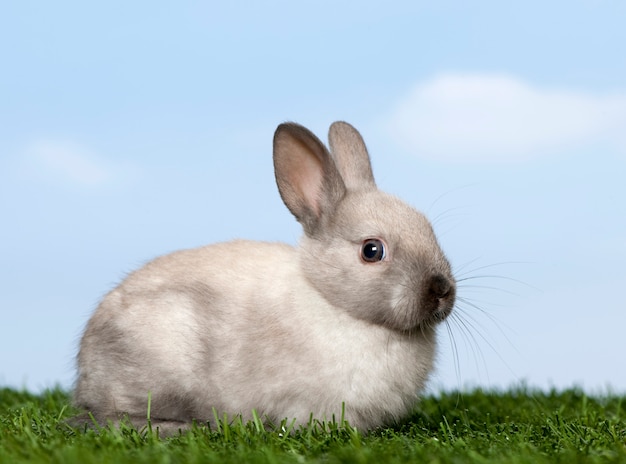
(1, 1, 625, 394)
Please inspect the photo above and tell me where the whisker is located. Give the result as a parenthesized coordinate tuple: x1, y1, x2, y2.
(454, 261, 534, 280)
(452, 303, 521, 382)
(443, 320, 463, 390)
(456, 296, 519, 343)
(456, 274, 537, 292)
(426, 183, 480, 214)
(452, 257, 484, 276)
(457, 283, 523, 298)
(430, 206, 470, 234)
(448, 312, 490, 380)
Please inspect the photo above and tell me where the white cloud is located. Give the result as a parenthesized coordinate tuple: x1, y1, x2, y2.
(29, 140, 110, 186)
(22, 139, 136, 188)
(387, 73, 626, 162)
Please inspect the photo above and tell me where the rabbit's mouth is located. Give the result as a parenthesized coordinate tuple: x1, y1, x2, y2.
(385, 295, 455, 334)
(428, 304, 454, 325)
(410, 304, 453, 332)
(386, 275, 456, 332)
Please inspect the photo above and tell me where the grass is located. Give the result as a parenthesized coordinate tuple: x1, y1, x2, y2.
(1, 387, 625, 463)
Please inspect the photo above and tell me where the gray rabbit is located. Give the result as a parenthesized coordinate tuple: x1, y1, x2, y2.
(74, 121, 456, 435)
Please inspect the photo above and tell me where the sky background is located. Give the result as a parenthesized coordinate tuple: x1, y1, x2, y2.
(1, 1, 625, 395)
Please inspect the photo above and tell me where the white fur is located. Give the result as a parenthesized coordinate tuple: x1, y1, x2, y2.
(74, 122, 455, 434)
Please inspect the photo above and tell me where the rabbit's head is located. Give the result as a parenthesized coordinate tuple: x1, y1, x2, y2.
(274, 121, 455, 333)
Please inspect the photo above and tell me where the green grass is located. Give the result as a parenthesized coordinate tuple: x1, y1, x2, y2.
(1, 387, 625, 463)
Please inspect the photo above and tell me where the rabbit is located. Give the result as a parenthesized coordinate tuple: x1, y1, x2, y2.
(73, 121, 456, 436)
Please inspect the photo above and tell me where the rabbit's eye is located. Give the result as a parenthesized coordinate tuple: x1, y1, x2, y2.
(361, 239, 386, 263)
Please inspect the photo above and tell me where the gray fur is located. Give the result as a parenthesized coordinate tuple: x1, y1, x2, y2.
(73, 122, 456, 436)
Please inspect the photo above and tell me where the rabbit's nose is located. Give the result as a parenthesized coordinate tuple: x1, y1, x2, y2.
(425, 274, 456, 320)
(429, 274, 453, 299)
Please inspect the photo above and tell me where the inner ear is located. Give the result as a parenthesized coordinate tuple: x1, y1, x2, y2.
(285, 138, 325, 217)
(273, 123, 345, 233)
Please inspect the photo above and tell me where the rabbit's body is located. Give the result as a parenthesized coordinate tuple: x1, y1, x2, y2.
(74, 122, 455, 434)
(76, 240, 436, 432)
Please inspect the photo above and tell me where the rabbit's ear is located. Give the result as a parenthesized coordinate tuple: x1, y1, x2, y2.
(273, 123, 346, 234)
(328, 121, 376, 191)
